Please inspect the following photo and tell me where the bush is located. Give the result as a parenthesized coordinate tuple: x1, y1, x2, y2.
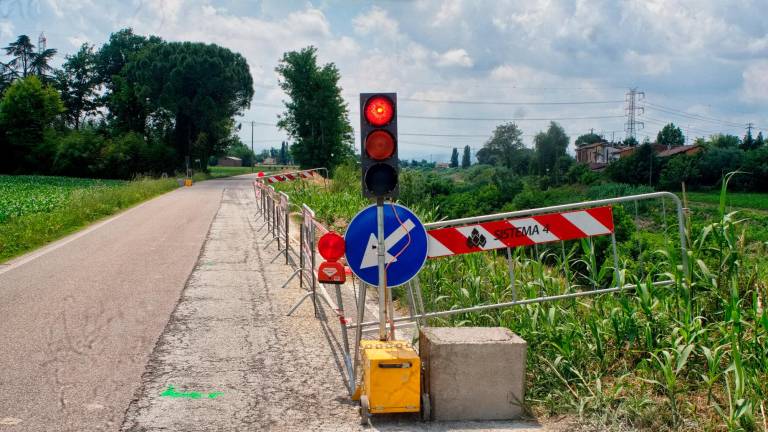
(53, 129, 107, 177)
(658, 154, 701, 191)
(697, 147, 743, 187)
(510, 183, 586, 210)
(566, 163, 600, 185)
(604, 143, 661, 186)
(586, 183, 654, 200)
(0, 76, 64, 174)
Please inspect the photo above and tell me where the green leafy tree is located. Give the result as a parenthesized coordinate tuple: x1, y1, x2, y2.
(227, 137, 255, 167)
(658, 154, 701, 190)
(31, 47, 57, 82)
(656, 123, 685, 148)
(3, 35, 57, 82)
(54, 44, 100, 129)
(697, 146, 744, 186)
(623, 136, 639, 147)
(708, 134, 740, 149)
(96, 29, 163, 133)
(461, 145, 471, 168)
(534, 121, 569, 181)
(605, 142, 661, 186)
(276, 46, 353, 173)
(754, 132, 764, 149)
(4, 35, 35, 78)
(279, 141, 289, 164)
(575, 132, 603, 147)
(0, 76, 64, 173)
(476, 122, 532, 174)
(129, 41, 254, 169)
(741, 129, 756, 150)
(449, 148, 459, 167)
(0, 63, 13, 94)
(52, 128, 106, 177)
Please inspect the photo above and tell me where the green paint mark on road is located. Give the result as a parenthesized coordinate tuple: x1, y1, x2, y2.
(160, 385, 223, 399)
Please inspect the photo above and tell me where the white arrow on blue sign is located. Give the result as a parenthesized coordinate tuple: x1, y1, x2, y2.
(344, 203, 428, 287)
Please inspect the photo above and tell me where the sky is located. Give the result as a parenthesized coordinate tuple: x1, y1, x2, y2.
(4, 0, 767, 162)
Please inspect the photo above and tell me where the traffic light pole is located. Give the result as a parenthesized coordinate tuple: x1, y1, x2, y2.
(376, 197, 388, 341)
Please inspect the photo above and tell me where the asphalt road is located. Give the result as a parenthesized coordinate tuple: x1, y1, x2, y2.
(0, 177, 249, 431)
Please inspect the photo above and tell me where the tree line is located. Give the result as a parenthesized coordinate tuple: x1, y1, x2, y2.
(446, 119, 766, 192)
(0, 30, 253, 179)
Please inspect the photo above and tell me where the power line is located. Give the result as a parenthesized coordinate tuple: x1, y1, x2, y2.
(398, 98, 624, 106)
(644, 101, 743, 127)
(253, 99, 624, 109)
(643, 116, 722, 136)
(399, 114, 625, 122)
(399, 141, 482, 150)
(401, 132, 491, 138)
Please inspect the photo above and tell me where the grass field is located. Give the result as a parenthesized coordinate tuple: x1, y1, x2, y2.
(207, 166, 258, 178)
(684, 191, 768, 211)
(0, 175, 177, 262)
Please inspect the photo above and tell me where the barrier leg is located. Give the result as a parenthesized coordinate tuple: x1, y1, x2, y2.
(334, 283, 354, 394)
(286, 287, 335, 316)
(281, 268, 304, 289)
(351, 281, 368, 396)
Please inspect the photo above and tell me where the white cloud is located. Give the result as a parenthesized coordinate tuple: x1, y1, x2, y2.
(624, 50, 671, 76)
(66, 34, 90, 48)
(741, 61, 768, 103)
(434, 48, 473, 67)
(353, 6, 399, 38)
(22, 0, 767, 159)
(432, 0, 462, 27)
(0, 21, 14, 40)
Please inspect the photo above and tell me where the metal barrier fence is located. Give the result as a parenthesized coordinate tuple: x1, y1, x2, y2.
(347, 191, 689, 331)
(254, 186, 356, 391)
(262, 167, 329, 187)
(253, 185, 689, 395)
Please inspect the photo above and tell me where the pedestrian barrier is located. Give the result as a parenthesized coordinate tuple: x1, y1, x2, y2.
(254, 190, 356, 391)
(262, 168, 329, 187)
(253, 184, 689, 396)
(348, 192, 689, 331)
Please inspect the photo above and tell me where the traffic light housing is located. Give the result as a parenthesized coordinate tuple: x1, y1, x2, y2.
(360, 93, 398, 199)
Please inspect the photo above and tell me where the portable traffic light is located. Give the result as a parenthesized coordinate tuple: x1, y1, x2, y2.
(360, 93, 398, 199)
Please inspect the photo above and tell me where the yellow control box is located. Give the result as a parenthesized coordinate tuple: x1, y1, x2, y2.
(358, 340, 420, 414)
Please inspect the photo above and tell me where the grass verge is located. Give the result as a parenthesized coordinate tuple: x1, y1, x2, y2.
(0, 177, 178, 262)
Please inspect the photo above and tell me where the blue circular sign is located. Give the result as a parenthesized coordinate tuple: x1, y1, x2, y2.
(344, 203, 428, 287)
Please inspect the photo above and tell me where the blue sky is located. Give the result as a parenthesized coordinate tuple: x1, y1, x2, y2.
(4, 0, 767, 161)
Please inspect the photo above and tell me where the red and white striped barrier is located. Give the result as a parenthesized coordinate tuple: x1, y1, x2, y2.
(427, 206, 614, 258)
(265, 169, 316, 184)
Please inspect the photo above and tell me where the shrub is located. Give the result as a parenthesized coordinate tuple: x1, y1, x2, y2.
(53, 129, 107, 177)
(658, 154, 701, 191)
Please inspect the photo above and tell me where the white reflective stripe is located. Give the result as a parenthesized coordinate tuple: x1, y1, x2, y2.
(427, 235, 453, 257)
(562, 211, 610, 236)
(455, 225, 505, 250)
(508, 218, 559, 243)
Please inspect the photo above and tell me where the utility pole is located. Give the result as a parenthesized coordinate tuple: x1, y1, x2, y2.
(251, 120, 254, 173)
(625, 88, 645, 142)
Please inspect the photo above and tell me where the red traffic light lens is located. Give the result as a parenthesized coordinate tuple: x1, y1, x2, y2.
(365, 130, 395, 160)
(318, 232, 345, 261)
(364, 95, 394, 126)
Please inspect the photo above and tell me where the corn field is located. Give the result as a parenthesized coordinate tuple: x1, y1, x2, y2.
(278, 169, 768, 431)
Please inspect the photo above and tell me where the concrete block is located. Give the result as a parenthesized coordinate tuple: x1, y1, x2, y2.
(419, 327, 527, 421)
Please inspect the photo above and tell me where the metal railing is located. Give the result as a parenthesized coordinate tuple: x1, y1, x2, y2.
(347, 191, 689, 331)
